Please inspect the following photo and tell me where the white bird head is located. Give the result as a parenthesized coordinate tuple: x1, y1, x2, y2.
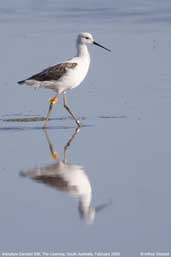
(78, 32, 111, 52)
(78, 32, 94, 44)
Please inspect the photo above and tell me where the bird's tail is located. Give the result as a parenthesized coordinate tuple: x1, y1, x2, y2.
(17, 80, 25, 85)
(17, 79, 41, 89)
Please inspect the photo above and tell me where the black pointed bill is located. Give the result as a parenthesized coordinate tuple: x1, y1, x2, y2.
(93, 41, 111, 52)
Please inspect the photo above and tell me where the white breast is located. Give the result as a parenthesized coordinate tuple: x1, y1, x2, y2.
(57, 56, 90, 94)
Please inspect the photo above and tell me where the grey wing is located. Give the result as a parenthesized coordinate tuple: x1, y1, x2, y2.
(18, 62, 77, 84)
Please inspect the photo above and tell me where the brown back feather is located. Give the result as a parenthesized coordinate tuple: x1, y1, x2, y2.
(28, 62, 77, 82)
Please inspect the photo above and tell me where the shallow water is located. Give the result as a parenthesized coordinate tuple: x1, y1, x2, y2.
(0, 0, 171, 256)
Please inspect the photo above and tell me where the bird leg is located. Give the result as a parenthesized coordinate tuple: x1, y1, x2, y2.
(64, 126, 80, 163)
(63, 94, 80, 127)
(43, 96, 58, 128)
(44, 128, 59, 160)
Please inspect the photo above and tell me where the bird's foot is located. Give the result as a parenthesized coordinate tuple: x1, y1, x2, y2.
(51, 151, 59, 160)
(49, 96, 58, 105)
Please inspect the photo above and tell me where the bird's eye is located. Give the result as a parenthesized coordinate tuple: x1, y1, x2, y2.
(85, 36, 89, 40)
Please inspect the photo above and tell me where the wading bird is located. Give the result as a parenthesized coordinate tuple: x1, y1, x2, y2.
(18, 32, 111, 128)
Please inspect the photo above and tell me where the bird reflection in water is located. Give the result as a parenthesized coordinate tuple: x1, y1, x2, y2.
(20, 128, 111, 224)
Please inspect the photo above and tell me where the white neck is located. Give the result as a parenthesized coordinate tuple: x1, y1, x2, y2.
(79, 193, 91, 213)
(77, 43, 90, 59)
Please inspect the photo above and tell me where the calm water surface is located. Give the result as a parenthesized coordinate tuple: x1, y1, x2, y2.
(0, 0, 171, 256)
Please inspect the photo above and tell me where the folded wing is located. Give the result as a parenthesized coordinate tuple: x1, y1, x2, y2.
(18, 62, 78, 84)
